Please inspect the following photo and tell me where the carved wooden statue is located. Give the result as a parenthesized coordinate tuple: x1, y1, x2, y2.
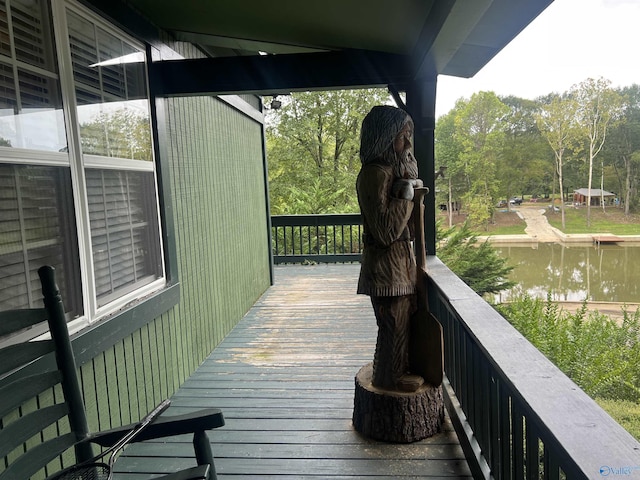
(356, 105, 423, 391)
(352, 105, 443, 442)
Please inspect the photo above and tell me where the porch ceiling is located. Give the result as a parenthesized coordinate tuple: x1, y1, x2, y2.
(110, 0, 553, 80)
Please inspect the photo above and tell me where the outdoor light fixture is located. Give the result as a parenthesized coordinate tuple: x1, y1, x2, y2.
(270, 96, 282, 110)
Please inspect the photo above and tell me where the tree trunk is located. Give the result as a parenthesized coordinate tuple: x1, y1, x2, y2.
(448, 177, 453, 227)
(625, 155, 632, 216)
(601, 159, 606, 213)
(551, 161, 557, 214)
(557, 151, 566, 229)
(587, 143, 594, 227)
(352, 363, 444, 443)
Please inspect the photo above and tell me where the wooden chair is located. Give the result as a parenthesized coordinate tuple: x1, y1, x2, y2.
(0, 266, 225, 480)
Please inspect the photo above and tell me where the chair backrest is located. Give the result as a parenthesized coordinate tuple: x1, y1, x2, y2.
(0, 266, 93, 480)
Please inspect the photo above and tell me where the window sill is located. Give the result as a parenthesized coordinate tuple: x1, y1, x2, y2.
(71, 281, 180, 366)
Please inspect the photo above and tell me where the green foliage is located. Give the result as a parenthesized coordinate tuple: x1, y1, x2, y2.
(570, 78, 624, 226)
(500, 96, 552, 200)
(268, 82, 640, 219)
(436, 92, 510, 229)
(535, 93, 580, 228)
(437, 221, 515, 295)
(266, 89, 390, 215)
(496, 295, 640, 403)
(596, 398, 640, 441)
(436, 81, 640, 217)
(603, 84, 640, 215)
(277, 178, 350, 215)
(456, 92, 508, 228)
(465, 193, 493, 230)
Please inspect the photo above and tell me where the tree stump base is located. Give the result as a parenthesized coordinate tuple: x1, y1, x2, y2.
(352, 363, 444, 443)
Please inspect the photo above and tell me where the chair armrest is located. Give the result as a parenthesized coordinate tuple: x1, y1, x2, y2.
(88, 408, 224, 447)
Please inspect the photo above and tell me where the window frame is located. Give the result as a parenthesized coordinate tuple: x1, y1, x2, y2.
(54, 0, 169, 332)
(0, 0, 179, 348)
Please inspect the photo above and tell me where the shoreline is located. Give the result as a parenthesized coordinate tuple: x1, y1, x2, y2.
(477, 205, 640, 245)
(450, 206, 640, 321)
(479, 232, 640, 245)
(498, 299, 640, 322)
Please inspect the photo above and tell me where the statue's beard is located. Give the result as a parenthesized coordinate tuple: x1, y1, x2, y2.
(384, 149, 418, 179)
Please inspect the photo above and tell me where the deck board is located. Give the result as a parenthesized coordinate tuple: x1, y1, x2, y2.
(113, 264, 471, 479)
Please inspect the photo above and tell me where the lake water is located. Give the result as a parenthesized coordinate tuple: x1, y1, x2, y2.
(494, 243, 640, 304)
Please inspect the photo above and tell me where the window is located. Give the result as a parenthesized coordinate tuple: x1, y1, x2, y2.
(0, 0, 165, 331)
(66, 6, 162, 310)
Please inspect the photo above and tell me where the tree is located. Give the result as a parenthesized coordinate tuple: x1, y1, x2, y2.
(501, 95, 552, 208)
(266, 89, 390, 214)
(572, 78, 622, 225)
(604, 85, 640, 214)
(435, 101, 466, 227)
(536, 93, 579, 228)
(437, 221, 515, 295)
(454, 92, 509, 229)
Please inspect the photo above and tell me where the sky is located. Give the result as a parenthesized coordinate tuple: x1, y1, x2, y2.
(435, 0, 640, 118)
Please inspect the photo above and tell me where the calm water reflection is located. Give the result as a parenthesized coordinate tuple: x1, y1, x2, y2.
(494, 243, 640, 303)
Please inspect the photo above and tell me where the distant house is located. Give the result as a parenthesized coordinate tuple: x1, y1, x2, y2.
(573, 188, 616, 206)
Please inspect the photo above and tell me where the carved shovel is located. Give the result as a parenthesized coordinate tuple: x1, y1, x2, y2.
(409, 186, 444, 387)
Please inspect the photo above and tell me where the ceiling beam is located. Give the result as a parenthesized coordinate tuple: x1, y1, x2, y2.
(410, 0, 458, 79)
(173, 31, 323, 56)
(413, 0, 493, 79)
(148, 49, 416, 97)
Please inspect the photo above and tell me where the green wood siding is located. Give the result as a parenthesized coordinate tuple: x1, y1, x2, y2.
(1, 93, 271, 479)
(1, 13, 270, 473)
(165, 93, 271, 374)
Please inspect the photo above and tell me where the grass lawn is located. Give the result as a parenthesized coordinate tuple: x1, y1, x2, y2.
(596, 398, 640, 441)
(440, 203, 640, 236)
(439, 210, 527, 236)
(484, 222, 528, 235)
(442, 204, 640, 236)
(546, 206, 640, 234)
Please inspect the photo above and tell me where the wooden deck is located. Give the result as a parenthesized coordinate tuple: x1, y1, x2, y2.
(592, 234, 622, 245)
(114, 264, 470, 479)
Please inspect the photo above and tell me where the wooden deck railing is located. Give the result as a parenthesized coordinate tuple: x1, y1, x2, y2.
(271, 214, 362, 264)
(427, 256, 640, 480)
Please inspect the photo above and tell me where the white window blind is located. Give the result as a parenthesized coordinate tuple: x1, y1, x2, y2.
(86, 168, 161, 306)
(0, 164, 80, 313)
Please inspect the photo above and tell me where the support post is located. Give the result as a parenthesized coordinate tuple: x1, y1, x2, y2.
(406, 78, 437, 255)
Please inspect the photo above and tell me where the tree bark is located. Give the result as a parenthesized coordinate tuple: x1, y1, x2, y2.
(352, 363, 444, 443)
(625, 155, 631, 215)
